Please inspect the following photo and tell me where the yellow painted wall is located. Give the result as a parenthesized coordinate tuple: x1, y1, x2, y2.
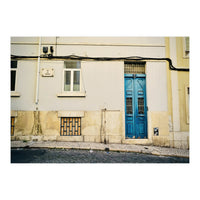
(165, 37, 189, 132)
(176, 37, 189, 68)
(176, 37, 189, 131)
(178, 72, 189, 131)
(165, 37, 173, 122)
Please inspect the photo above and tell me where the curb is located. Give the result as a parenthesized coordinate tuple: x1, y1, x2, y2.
(11, 141, 189, 158)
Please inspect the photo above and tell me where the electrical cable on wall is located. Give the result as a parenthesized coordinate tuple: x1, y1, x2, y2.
(11, 54, 189, 72)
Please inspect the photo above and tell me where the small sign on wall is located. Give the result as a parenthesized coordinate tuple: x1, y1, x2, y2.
(41, 68, 54, 77)
(154, 127, 159, 136)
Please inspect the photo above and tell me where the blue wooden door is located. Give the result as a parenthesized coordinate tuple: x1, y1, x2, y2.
(125, 74, 147, 139)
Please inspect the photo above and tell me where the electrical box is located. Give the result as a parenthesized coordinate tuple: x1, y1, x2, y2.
(43, 46, 48, 54)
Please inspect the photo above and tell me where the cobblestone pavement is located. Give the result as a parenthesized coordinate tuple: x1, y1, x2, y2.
(11, 148, 189, 163)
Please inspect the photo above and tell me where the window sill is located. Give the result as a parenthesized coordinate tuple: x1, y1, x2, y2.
(11, 92, 21, 97)
(57, 92, 86, 97)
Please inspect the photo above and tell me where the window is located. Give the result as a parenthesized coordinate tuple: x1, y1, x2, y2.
(60, 117, 81, 136)
(138, 98, 144, 114)
(11, 117, 15, 136)
(184, 37, 189, 57)
(126, 98, 133, 114)
(11, 61, 17, 91)
(63, 61, 81, 92)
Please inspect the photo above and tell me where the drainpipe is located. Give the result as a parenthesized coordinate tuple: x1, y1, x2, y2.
(32, 37, 42, 136)
(35, 37, 41, 107)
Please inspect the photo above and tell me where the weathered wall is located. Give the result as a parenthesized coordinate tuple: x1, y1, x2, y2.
(178, 72, 189, 131)
(163, 37, 190, 149)
(11, 110, 124, 144)
(176, 37, 189, 132)
(10, 37, 189, 149)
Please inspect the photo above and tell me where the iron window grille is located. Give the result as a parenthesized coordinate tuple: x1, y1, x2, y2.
(60, 117, 81, 136)
(126, 97, 133, 114)
(138, 98, 144, 114)
(11, 117, 15, 136)
(124, 62, 145, 74)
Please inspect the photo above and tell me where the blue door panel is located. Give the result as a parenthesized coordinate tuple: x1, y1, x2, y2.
(125, 77, 135, 138)
(136, 122, 145, 138)
(127, 123, 133, 136)
(125, 74, 147, 139)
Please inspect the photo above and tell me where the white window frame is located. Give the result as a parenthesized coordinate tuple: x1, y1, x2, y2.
(57, 61, 86, 97)
(63, 68, 81, 92)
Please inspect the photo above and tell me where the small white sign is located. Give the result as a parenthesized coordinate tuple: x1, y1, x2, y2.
(41, 68, 54, 77)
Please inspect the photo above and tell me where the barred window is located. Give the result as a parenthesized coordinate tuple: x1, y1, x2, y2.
(11, 117, 15, 136)
(124, 62, 145, 74)
(126, 98, 133, 114)
(60, 117, 81, 136)
(138, 98, 144, 114)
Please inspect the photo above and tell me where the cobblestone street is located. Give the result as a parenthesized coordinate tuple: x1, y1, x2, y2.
(11, 148, 189, 163)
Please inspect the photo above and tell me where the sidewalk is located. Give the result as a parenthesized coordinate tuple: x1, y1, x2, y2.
(11, 141, 189, 158)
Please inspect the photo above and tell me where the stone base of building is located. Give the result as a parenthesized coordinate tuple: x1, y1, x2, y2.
(10, 110, 189, 149)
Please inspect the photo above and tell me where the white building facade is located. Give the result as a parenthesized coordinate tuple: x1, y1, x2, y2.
(10, 37, 189, 148)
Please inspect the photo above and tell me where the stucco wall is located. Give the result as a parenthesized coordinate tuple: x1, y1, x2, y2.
(11, 60, 37, 111)
(11, 37, 165, 57)
(146, 62, 168, 112)
(11, 59, 169, 113)
(38, 61, 124, 111)
(11, 37, 187, 148)
(11, 37, 166, 112)
(11, 36, 165, 45)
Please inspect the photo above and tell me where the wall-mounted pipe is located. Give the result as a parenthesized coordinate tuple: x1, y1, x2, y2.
(35, 37, 41, 106)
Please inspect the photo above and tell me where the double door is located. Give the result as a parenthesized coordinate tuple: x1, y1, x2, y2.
(125, 74, 147, 139)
